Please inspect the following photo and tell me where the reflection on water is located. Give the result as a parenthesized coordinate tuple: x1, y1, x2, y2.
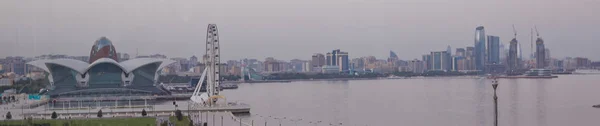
(221, 75, 600, 126)
(536, 80, 547, 126)
(474, 79, 488, 126)
(509, 79, 519, 126)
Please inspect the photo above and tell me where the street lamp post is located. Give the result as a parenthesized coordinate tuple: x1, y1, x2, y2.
(187, 101, 190, 117)
(310, 121, 322, 126)
(492, 78, 499, 126)
(274, 117, 284, 126)
(68, 100, 71, 118)
(257, 114, 268, 126)
(291, 119, 302, 126)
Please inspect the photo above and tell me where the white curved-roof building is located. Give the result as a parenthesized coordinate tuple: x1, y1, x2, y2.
(26, 37, 176, 96)
(27, 58, 175, 96)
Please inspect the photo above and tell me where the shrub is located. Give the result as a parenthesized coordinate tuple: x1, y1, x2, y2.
(175, 109, 183, 121)
(97, 110, 103, 118)
(142, 109, 147, 117)
(51, 111, 58, 119)
(6, 111, 11, 120)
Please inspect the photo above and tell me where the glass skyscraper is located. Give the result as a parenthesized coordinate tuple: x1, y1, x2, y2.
(422, 54, 432, 71)
(536, 38, 546, 68)
(487, 35, 500, 64)
(338, 52, 349, 72)
(325, 49, 349, 72)
(430, 51, 451, 71)
(474, 26, 486, 71)
(508, 38, 519, 72)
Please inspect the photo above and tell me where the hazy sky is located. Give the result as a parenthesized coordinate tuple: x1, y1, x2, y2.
(1, 0, 598, 61)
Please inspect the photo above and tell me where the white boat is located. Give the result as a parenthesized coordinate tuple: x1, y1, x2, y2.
(525, 69, 553, 76)
(387, 75, 407, 79)
(573, 69, 600, 74)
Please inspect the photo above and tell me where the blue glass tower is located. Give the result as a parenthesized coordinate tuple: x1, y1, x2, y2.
(487, 35, 500, 64)
(474, 26, 486, 71)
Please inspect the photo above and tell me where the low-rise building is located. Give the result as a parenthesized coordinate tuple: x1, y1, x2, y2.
(398, 66, 410, 72)
(0, 78, 13, 86)
(321, 65, 340, 73)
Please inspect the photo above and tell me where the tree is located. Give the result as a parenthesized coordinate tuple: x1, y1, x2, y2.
(142, 109, 147, 117)
(51, 111, 58, 119)
(5, 112, 11, 120)
(175, 109, 183, 121)
(97, 110, 103, 118)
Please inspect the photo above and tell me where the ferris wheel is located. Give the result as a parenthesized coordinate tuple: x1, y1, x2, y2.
(191, 24, 221, 104)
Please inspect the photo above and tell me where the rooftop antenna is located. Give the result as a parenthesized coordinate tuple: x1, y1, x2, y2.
(15, 28, 19, 57)
(534, 25, 540, 37)
(512, 24, 517, 38)
(530, 27, 534, 59)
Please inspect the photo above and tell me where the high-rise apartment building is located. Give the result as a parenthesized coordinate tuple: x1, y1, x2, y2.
(466, 47, 475, 70)
(190, 55, 198, 66)
(455, 48, 465, 57)
(408, 59, 425, 73)
(311, 53, 326, 67)
(336, 51, 349, 72)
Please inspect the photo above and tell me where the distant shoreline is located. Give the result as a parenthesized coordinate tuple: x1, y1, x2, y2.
(223, 74, 587, 84)
(223, 75, 488, 84)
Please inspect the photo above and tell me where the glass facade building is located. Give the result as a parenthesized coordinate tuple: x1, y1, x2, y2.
(422, 54, 432, 71)
(89, 37, 118, 63)
(474, 26, 486, 71)
(338, 52, 349, 72)
(430, 51, 451, 71)
(487, 35, 500, 64)
(536, 38, 546, 68)
(325, 49, 349, 72)
(508, 38, 519, 72)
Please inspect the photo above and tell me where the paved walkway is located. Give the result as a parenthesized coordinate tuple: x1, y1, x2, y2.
(156, 116, 170, 126)
(189, 111, 251, 126)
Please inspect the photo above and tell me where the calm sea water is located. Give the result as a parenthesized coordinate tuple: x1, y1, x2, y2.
(221, 75, 600, 126)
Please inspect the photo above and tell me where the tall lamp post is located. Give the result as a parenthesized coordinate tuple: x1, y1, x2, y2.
(492, 77, 499, 126)
(274, 117, 286, 126)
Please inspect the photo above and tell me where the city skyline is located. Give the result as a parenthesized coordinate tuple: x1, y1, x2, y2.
(1, 0, 599, 61)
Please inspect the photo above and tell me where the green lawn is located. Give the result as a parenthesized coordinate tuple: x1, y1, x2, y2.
(0, 117, 155, 126)
(169, 116, 191, 126)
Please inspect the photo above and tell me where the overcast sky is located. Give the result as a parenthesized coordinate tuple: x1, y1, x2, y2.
(0, 0, 598, 61)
